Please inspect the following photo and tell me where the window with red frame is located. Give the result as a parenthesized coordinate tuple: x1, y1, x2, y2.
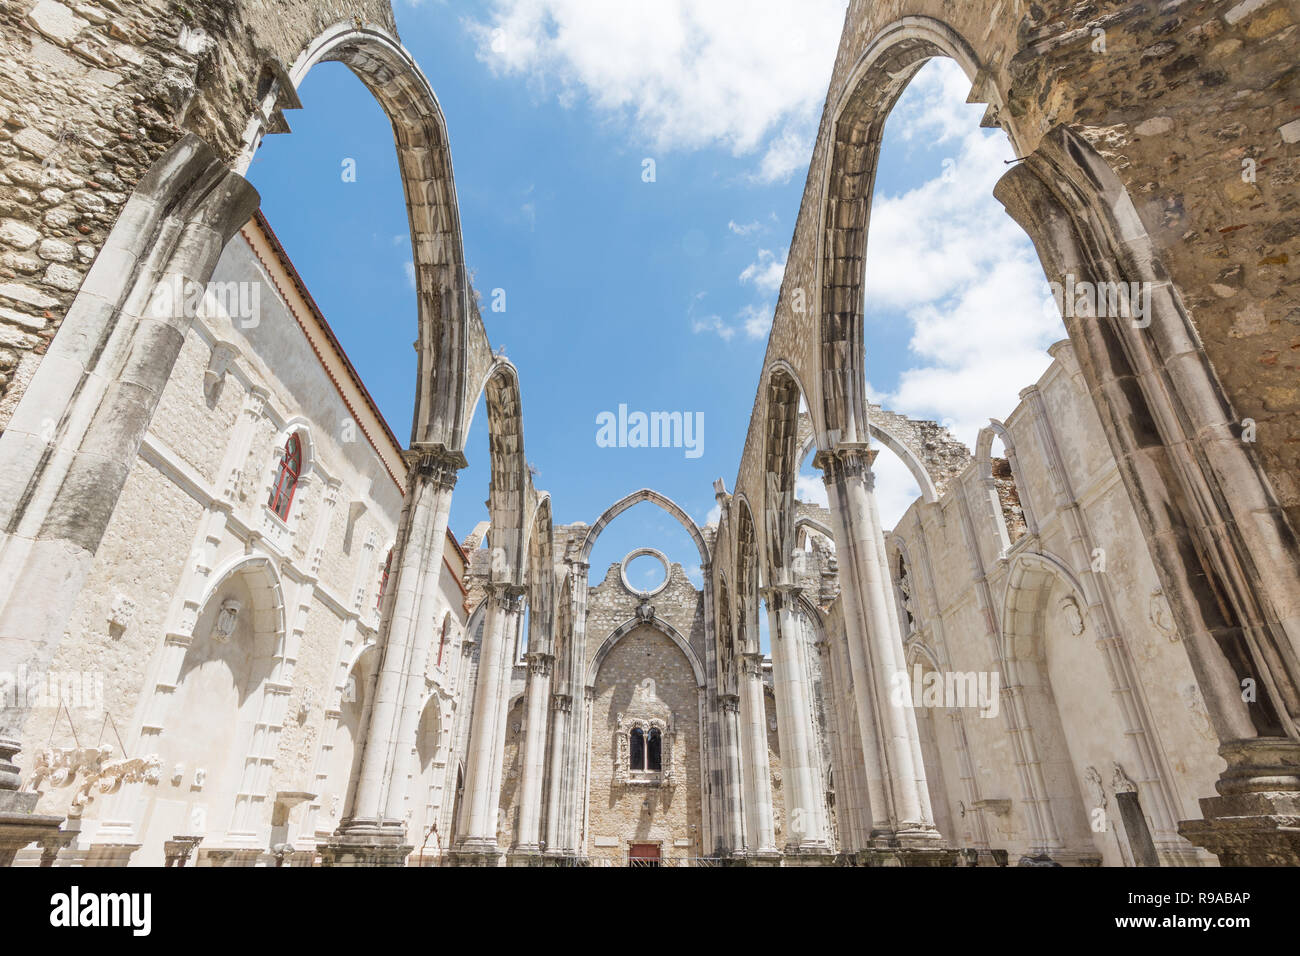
(376, 549, 393, 611)
(268, 434, 302, 520)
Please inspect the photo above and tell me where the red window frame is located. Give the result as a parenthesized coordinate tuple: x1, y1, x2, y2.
(268, 434, 302, 520)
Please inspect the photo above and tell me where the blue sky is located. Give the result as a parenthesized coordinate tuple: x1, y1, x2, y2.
(249, 1, 1062, 592)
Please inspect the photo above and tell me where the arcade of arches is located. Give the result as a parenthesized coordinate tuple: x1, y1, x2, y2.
(0, 1, 1298, 867)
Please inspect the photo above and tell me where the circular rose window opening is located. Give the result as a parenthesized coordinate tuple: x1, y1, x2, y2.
(620, 548, 670, 598)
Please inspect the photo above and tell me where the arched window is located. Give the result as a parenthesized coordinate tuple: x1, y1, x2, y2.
(376, 549, 393, 611)
(268, 434, 302, 520)
(629, 727, 645, 771)
(646, 727, 662, 772)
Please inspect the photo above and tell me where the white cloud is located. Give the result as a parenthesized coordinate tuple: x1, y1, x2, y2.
(739, 302, 773, 339)
(691, 313, 736, 341)
(872, 448, 922, 530)
(753, 126, 812, 183)
(728, 219, 761, 236)
(795, 473, 828, 508)
(404, 260, 416, 289)
(739, 248, 786, 295)
(465, 0, 848, 178)
(865, 59, 1065, 446)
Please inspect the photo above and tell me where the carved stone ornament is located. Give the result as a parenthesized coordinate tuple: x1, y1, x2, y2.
(1111, 762, 1138, 795)
(1060, 596, 1085, 636)
(211, 597, 242, 644)
(613, 678, 675, 787)
(108, 592, 136, 633)
(30, 745, 162, 817)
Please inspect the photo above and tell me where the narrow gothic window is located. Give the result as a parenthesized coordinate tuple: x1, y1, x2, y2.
(629, 727, 645, 771)
(376, 549, 392, 610)
(647, 727, 662, 772)
(268, 434, 302, 520)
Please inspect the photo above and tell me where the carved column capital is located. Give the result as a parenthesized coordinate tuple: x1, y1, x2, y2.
(526, 653, 554, 679)
(487, 582, 527, 613)
(814, 443, 878, 489)
(719, 694, 741, 715)
(759, 583, 802, 612)
(403, 442, 467, 491)
(741, 652, 765, 679)
(550, 693, 573, 714)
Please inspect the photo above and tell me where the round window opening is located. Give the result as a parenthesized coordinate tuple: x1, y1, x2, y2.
(621, 548, 670, 598)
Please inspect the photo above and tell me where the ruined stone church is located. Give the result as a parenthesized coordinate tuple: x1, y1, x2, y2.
(0, 0, 1297, 867)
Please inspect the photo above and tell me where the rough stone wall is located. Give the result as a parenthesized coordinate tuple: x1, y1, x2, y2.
(0, 0, 396, 428)
(586, 626, 703, 863)
(584, 562, 706, 670)
(991, 457, 1029, 541)
(496, 696, 524, 850)
(764, 681, 785, 846)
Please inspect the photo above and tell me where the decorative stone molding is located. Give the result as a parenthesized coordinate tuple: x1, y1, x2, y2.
(1111, 763, 1138, 795)
(1059, 596, 1085, 636)
(31, 746, 162, 817)
(404, 442, 467, 492)
(814, 444, 878, 489)
(108, 592, 136, 636)
(210, 597, 242, 643)
(203, 341, 239, 405)
(613, 678, 676, 787)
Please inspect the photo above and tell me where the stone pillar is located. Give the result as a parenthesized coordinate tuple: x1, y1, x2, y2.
(542, 692, 571, 856)
(451, 583, 524, 864)
(512, 653, 552, 858)
(717, 693, 746, 856)
(817, 445, 947, 861)
(322, 444, 462, 866)
(738, 653, 778, 857)
(764, 586, 831, 856)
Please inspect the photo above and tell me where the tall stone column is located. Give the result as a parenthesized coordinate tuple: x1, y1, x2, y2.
(542, 692, 571, 855)
(321, 444, 462, 866)
(738, 652, 778, 858)
(816, 445, 947, 862)
(764, 586, 831, 856)
(511, 652, 552, 859)
(452, 582, 525, 863)
(717, 693, 746, 857)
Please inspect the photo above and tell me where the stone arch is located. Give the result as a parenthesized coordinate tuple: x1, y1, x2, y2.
(995, 124, 1300, 743)
(732, 495, 760, 656)
(587, 617, 707, 690)
(135, 552, 287, 859)
(521, 493, 554, 655)
(796, 414, 941, 504)
(715, 573, 737, 695)
(762, 362, 806, 582)
(977, 418, 1038, 539)
(264, 20, 479, 449)
(818, 15, 992, 446)
(579, 488, 710, 569)
(0, 19, 485, 743)
(465, 360, 532, 584)
(998, 549, 1102, 861)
